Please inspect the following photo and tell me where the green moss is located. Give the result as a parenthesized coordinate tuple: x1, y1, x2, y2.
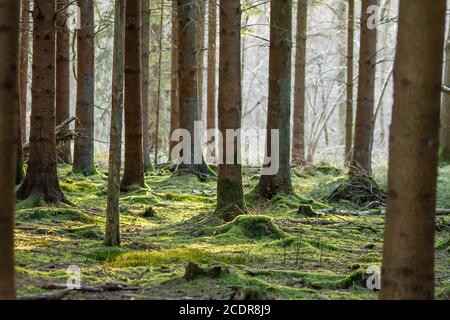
(436, 238, 450, 250)
(211, 215, 287, 239)
(86, 245, 125, 262)
(16, 208, 94, 224)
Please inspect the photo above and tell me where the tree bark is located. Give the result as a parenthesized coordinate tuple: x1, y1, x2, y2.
(206, 0, 217, 162)
(216, 0, 245, 221)
(74, 0, 96, 176)
(56, 0, 72, 164)
(0, 0, 20, 300)
(121, 0, 145, 190)
(196, 0, 206, 121)
(169, 0, 180, 161)
(105, 0, 127, 247)
(17, 0, 65, 204)
(154, 0, 164, 164)
(380, 0, 446, 300)
(292, 0, 307, 167)
(176, 0, 210, 175)
(439, 22, 450, 162)
(256, 0, 293, 199)
(19, 0, 30, 145)
(350, 0, 378, 176)
(345, 0, 355, 164)
(141, 0, 151, 170)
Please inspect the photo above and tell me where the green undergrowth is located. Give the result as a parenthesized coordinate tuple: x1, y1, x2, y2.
(13, 163, 449, 300)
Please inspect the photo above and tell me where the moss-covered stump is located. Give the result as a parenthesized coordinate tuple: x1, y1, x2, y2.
(211, 215, 287, 239)
(298, 204, 321, 217)
(326, 174, 385, 208)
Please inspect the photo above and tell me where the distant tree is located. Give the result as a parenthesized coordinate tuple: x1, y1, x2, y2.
(216, 0, 245, 221)
(206, 0, 217, 162)
(0, 0, 20, 300)
(256, 0, 293, 199)
(141, 0, 151, 170)
(175, 0, 210, 175)
(350, 0, 378, 175)
(17, 0, 65, 204)
(345, 0, 355, 164)
(292, 0, 307, 167)
(105, 0, 127, 247)
(74, 0, 96, 176)
(169, 0, 180, 161)
(439, 23, 450, 162)
(121, 0, 145, 190)
(153, 0, 164, 164)
(56, 0, 72, 164)
(196, 0, 206, 121)
(380, 0, 446, 300)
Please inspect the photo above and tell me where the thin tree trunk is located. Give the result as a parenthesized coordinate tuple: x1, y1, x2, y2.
(350, 0, 378, 175)
(154, 0, 164, 165)
(176, 0, 210, 175)
(17, 0, 65, 204)
(439, 23, 450, 162)
(0, 0, 20, 300)
(206, 0, 217, 162)
(56, 0, 72, 164)
(141, 0, 151, 170)
(345, 0, 355, 164)
(337, 1, 346, 150)
(216, 0, 245, 221)
(257, 0, 293, 199)
(292, 0, 307, 167)
(169, 0, 180, 161)
(380, 0, 446, 300)
(74, 0, 96, 176)
(121, 0, 145, 190)
(19, 0, 30, 145)
(105, 0, 127, 247)
(196, 0, 206, 121)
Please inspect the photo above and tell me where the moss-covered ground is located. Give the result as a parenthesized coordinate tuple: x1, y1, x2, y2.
(14, 163, 450, 300)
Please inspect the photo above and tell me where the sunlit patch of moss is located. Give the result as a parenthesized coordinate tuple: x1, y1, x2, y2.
(108, 247, 247, 268)
(16, 208, 94, 224)
(85, 245, 125, 262)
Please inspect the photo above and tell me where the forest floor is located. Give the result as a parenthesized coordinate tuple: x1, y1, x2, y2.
(13, 163, 450, 300)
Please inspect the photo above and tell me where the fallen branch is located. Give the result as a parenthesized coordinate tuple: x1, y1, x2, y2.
(19, 289, 72, 300)
(319, 208, 450, 217)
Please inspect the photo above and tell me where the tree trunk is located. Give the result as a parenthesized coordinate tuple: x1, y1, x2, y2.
(439, 23, 450, 162)
(74, 0, 96, 176)
(206, 0, 217, 163)
(154, 0, 164, 165)
(0, 0, 20, 300)
(380, 0, 446, 300)
(216, 0, 245, 221)
(56, 0, 72, 164)
(169, 0, 180, 161)
(121, 0, 145, 190)
(350, 0, 378, 175)
(345, 0, 355, 164)
(196, 0, 206, 121)
(256, 0, 293, 199)
(19, 0, 30, 145)
(105, 0, 127, 247)
(17, 0, 65, 204)
(292, 0, 307, 167)
(176, 0, 210, 175)
(141, 0, 151, 170)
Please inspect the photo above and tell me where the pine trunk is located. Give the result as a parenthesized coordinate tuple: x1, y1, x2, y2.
(350, 0, 378, 175)
(169, 0, 180, 161)
(154, 0, 164, 164)
(56, 0, 72, 164)
(74, 0, 96, 176)
(292, 0, 307, 167)
(19, 0, 30, 145)
(141, 0, 151, 170)
(257, 0, 293, 199)
(380, 0, 446, 300)
(17, 0, 65, 204)
(439, 23, 450, 162)
(216, 0, 245, 221)
(206, 0, 217, 162)
(0, 0, 20, 300)
(121, 0, 145, 190)
(345, 0, 355, 164)
(196, 0, 206, 121)
(105, 0, 127, 247)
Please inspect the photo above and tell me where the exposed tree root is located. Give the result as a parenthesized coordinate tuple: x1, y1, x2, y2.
(326, 174, 385, 208)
